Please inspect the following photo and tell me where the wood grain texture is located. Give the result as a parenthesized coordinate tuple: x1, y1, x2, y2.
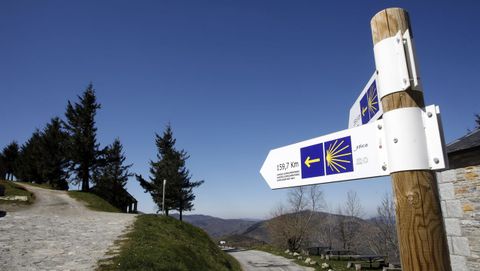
(381, 90, 425, 113)
(392, 171, 451, 270)
(371, 8, 411, 46)
(371, 8, 452, 271)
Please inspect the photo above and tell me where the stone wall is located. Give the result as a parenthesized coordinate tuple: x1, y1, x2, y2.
(438, 165, 480, 271)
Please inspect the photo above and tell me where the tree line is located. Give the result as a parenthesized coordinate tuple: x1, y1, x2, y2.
(0, 83, 202, 219)
(267, 187, 400, 263)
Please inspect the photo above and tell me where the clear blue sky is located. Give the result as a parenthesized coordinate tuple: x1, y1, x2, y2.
(1, 1, 479, 219)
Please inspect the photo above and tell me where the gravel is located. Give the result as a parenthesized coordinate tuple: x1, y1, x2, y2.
(0, 183, 137, 271)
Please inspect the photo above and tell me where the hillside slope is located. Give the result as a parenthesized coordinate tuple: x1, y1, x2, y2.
(235, 211, 382, 254)
(98, 215, 241, 271)
(242, 220, 270, 242)
(174, 214, 259, 238)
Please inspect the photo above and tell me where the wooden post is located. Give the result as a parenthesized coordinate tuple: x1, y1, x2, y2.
(371, 8, 452, 271)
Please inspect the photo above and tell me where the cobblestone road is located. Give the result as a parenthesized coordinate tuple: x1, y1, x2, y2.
(0, 184, 136, 271)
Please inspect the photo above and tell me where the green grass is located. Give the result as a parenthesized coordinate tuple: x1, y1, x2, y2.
(253, 245, 384, 271)
(97, 215, 242, 271)
(68, 191, 121, 213)
(0, 180, 35, 204)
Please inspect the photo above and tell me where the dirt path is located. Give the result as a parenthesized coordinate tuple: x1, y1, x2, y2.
(229, 250, 315, 271)
(0, 183, 136, 270)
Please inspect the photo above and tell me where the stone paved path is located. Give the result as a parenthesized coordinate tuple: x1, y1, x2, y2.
(0, 183, 137, 271)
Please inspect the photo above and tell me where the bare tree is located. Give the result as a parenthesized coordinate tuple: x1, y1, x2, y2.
(267, 185, 324, 252)
(367, 193, 399, 263)
(345, 190, 364, 218)
(308, 185, 324, 213)
(313, 204, 336, 249)
(336, 205, 348, 249)
(336, 190, 364, 251)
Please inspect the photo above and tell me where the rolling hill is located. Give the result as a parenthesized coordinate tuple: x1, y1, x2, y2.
(173, 214, 260, 238)
(226, 211, 388, 255)
(173, 212, 395, 258)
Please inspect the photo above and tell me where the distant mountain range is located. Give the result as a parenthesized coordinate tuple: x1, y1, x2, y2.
(172, 214, 261, 238)
(174, 212, 353, 244)
(175, 211, 394, 256)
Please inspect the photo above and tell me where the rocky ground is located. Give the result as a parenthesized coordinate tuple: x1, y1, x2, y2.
(0, 183, 136, 271)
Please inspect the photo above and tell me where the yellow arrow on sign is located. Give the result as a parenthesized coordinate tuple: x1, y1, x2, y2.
(362, 106, 368, 116)
(304, 156, 321, 168)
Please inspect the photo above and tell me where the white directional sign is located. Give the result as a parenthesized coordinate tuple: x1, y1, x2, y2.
(348, 72, 383, 128)
(260, 120, 389, 189)
(260, 104, 447, 190)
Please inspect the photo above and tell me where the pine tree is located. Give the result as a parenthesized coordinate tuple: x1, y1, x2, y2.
(93, 138, 133, 210)
(177, 160, 203, 220)
(64, 83, 101, 191)
(15, 119, 69, 188)
(0, 153, 5, 180)
(2, 141, 19, 180)
(41, 117, 70, 190)
(93, 138, 132, 189)
(16, 131, 44, 182)
(475, 113, 480, 128)
(137, 124, 203, 220)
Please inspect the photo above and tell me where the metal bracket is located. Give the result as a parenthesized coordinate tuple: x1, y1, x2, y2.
(403, 30, 422, 91)
(373, 30, 423, 99)
(422, 105, 448, 170)
(375, 119, 389, 173)
(374, 31, 410, 99)
(381, 105, 447, 173)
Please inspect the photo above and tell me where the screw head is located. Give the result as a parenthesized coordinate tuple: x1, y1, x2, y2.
(393, 138, 398, 144)
(377, 124, 382, 130)
(434, 158, 439, 164)
(427, 112, 433, 118)
(382, 165, 387, 171)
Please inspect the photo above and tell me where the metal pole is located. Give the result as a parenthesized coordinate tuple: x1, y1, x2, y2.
(162, 179, 166, 215)
(370, 8, 451, 271)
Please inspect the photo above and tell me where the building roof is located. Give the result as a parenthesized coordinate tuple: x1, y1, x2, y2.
(91, 185, 137, 203)
(446, 129, 480, 154)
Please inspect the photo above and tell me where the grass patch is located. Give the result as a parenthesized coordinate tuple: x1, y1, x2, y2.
(0, 180, 35, 204)
(68, 191, 121, 213)
(97, 214, 242, 271)
(253, 245, 384, 271)
(251, 244, 285, 257)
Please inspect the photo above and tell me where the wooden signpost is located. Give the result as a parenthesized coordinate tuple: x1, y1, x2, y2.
(371, 8, 451, 271)
(260, 7, 452, 271)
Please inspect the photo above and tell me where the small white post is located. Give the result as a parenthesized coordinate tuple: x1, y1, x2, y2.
(162, 179, 166, 215)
